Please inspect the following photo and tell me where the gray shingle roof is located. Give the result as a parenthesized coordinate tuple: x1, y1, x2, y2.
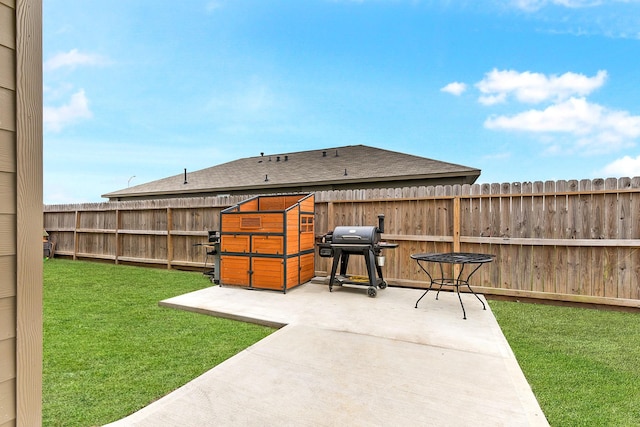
(102, 145, 480, 199)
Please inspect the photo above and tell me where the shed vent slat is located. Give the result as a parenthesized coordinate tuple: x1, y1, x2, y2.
(241, 217, 262, 229)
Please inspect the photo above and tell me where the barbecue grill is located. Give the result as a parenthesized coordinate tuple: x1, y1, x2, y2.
(317, 215, 398, 297)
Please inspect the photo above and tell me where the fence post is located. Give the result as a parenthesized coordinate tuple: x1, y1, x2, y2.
(167, 207, 173, 270)
(115, 208, 120, 264)
(73, 210, 79, 260)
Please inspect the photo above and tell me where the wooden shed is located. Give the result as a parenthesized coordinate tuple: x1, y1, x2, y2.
(220, 193, 315, 292)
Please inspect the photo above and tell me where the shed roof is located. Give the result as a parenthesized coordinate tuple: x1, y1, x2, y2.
(102, 145, 480, 199)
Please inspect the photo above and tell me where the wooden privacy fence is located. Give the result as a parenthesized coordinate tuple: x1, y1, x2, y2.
(44, 177, 640, 308)
(43, 196, 248, 268)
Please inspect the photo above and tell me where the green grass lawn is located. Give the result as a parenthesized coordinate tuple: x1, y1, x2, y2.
(43, 259, 275, 427)
(44, 259, 640, 426)
(489, 299, 640, 427)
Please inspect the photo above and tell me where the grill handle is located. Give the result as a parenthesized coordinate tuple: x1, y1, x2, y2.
(341, 235, 364, 240)
(377, 214, 385, 234)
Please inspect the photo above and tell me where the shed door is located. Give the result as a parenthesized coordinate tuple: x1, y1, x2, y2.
(251, 258, 284, 290)
(220, 255, 250, 286)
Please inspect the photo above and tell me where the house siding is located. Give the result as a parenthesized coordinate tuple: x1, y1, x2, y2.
(0, 1, 17, 424)
(0, 0, 43, 425)
(108, 176, 477, 202)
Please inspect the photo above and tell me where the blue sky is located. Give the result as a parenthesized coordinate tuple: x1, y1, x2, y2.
(43, 0, 640, 204)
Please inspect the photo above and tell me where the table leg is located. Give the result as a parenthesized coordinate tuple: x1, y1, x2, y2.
(435, 261, 446, 300)
(454, 263, 486, 320)
(414, 261, 434, 308)
(459, 263, 487, 310)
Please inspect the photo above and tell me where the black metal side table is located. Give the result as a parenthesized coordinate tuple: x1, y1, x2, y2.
(411, 252, 495, 319)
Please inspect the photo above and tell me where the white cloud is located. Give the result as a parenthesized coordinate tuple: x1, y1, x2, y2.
(482, 151, 512, 161)
(484, 97, 640, 153)
(485, 97, 596, 133)
(204, 79, 297, 132)
(512, 0, 604, 12)
(478, 93, 506, 106)
(512, 0, 545, 12)
(476, 69, 607, 104)
(441, 82, 467, 96)
(601, 155, 640, 177)
(205, 1, 223, 13)
(44, 89, 93, 132)
(44, 49, 108, 71)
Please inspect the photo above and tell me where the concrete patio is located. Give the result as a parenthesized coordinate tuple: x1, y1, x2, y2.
(105, 280, 549, 426)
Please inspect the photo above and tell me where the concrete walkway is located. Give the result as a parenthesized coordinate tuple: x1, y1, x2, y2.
(105, 281, 549, 426)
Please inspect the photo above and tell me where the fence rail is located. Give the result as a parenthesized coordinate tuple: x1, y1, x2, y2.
(44, 178, 640, 308)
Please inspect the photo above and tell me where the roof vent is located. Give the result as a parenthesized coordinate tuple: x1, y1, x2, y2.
(284, 155, 288, 161)
(322, 151, 327, 157)
(335, 149, 339, 157)
(264, 174, 269, 182)
(277, 156, 281, 162)
(184, 168, 188, 184)
(344, 168, 348, 176)
(260, 152, 264, 156)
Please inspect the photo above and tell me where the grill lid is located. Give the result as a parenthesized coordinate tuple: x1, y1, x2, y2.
(331, 226, 380, 245)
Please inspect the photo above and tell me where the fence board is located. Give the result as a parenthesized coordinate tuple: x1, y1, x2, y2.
(532, 181, 544, 239)
(631, 177, 640, 300)
(520, 182, 533, 291)
(603, 178, 618, 298)
(579, 180, 593, 296)
(530, 182, 545, 293)
(569, 185, 584, 294)
(617, 178, 632, 299)
(542, 181, 556, 293)
(490, 183, 501, 238)
(590, 179, 604, 297)
(479, 184, 495, 285)
(505, 182, 519, 290)
(554, 181, 568, 295)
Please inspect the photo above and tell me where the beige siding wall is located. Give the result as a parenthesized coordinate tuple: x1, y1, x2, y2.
(1, 0, 43, 426)
(0, 1, 17, 424)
